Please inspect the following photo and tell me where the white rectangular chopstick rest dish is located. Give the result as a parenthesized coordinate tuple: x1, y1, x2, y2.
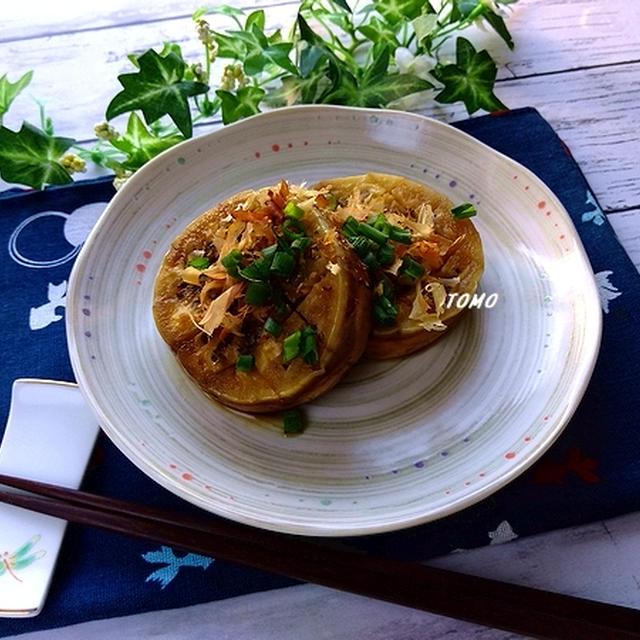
(0, 379, 99, 617)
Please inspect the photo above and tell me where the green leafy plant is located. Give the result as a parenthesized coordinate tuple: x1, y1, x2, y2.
(0, 71, 33, 122)
(0, 0, 517, 190)
(106, 48, 209, 138)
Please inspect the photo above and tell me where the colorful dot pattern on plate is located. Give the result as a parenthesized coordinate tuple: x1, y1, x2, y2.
(67, 105, 601, 536)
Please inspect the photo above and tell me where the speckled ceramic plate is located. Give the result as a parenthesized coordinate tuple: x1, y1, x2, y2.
(67, 105, 601, 536)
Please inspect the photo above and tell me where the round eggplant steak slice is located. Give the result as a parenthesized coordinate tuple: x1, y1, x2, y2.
(153, 180, 372, 413)
(312, 173, 484, 359)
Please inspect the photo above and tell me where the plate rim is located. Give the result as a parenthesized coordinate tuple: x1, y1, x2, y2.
(66, 104, 603, 536)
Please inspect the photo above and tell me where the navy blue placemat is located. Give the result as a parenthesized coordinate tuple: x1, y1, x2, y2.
(1, 107, 639, 636)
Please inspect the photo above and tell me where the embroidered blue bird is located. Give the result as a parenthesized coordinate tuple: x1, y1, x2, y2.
(141, 546, 213, 589)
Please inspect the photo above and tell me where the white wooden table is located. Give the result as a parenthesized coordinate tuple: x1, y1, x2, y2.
(2, 1, 639, 637)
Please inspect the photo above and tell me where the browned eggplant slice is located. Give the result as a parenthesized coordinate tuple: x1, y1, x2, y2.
(311, 173, 485, 359)
(153, 180, 372, 412)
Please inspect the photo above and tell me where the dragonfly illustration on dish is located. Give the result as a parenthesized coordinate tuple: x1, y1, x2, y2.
(0, 535, 46, 582)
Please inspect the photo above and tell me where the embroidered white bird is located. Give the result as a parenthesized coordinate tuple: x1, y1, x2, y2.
(594, 270, 622, 314)
(488, 520, 518, 545)
(29, 281, 67, 330)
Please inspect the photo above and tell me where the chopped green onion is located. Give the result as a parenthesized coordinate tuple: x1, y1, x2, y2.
(283, 408, 304, 435)
(376, 242, 395, 266)
(377, 294, 398, 316)
(244, 281, 271, 306)
(369, 212, 390, 235)
(373, 306, 396, 326)
(451, 202, 477, 219)
(283, 201, 304, 219)
(290, 236, 311, 252)
(264, 316, 282, 337)
(275, 234, 294, 252)
(351, 235, 373, 258)
(268, 286, 286, 313)
(261, 243, 278, 259)
(389, 225, 412, 244)
(187, 255, 210, 270)
(235, 354, 254, 372)
(301, 326, 318, 365)
(363, 251, 380, 271)
(283, 330, 301, 362)
(341, 216, 360, 240)
(373, 295, 398, 326)
(239, 255, 272, 282)
(400, 255, 426, 280)
(270, 250, 296, 278)
(322, 193, 338, 211)
(283, 218, 306, 241)
(379, 277, 394, 299)
(357, 221, 388, 244)
(221, 249, 242, 277)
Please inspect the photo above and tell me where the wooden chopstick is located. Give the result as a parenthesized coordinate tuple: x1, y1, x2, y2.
(0, 473, 638, 640)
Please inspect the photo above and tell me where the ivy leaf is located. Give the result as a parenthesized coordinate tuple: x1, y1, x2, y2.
(270, 72, 328, 106)
(374, 0, 423, 26)
(361, 41, 392, 84)
(106, 49, 208, 137)
(214, 31, 247, 59)
(158, 41, 186, 60)
(0, 122, 74, 188)
(296, 11, 322, 46)
(192, 7, 207, 21)
(331, 0, 352, 12)
(108, 112, 184, 170)
(196, 5, 244, 26)
(360, 73, 433, 107)
(223, 26, 296, 76)
(323, 71, 432, 108)
(296, 13, 346, 96)
(127, 41, 185, 69)
(294, 27, 433, 109)
(432, 37, 506, 114)
(299, 43, 327, 78)
(316, 66, 357, 105)
(411, 14, 438, 44)
(482, 8, 515, 50)
(357, 18, 401, 50)
(216, 86, 266, 124)
(321, 43, 432, 109)
(245, 9, 266, 31)
(263, 42, 297, 75)
(0, 70, 33, 122)
(454, 0, 482, 18)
